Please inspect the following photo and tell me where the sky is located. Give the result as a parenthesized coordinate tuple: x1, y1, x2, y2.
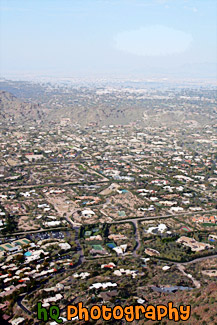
(0, 0, 217, 80)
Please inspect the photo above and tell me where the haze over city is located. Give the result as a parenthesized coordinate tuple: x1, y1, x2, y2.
(1, 0, 217, 80)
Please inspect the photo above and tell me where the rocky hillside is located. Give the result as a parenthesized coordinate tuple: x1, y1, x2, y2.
(0, 90, 44, 123)
(0, 81, 216, 128)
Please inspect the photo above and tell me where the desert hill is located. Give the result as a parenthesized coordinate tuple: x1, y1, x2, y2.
(0, 90, 44, 123)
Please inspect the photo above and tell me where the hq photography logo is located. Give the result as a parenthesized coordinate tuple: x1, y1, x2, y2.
(37, 301, 191, 323)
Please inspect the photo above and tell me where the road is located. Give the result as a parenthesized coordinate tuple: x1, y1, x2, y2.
(65, 208, 217, 259)
(65, 209, 85, 265)
(177, 254, 217, 265)
(111, 208, 217, 224)
(133, 161, 216, 201)
(1, 179, 109, 191)
(17, 295, 32, 315)
(17, 209, 85, 315)
(0, 226, 68, 238)
(175, 254, 217, 289)
(17, 254, 86, 315)
(16, 206, 217, 315)
(74, 226, 85, 265)
(176, 264, 201, 288)
(132, 220, 141, 256)
(105, 209, 217, 256)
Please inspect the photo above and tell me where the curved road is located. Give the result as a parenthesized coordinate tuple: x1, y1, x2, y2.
(177, 254, 217, 266)
(132, 220, 141, 257)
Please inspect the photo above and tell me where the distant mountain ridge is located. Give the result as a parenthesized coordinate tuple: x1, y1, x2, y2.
(0, 85, 216, 127)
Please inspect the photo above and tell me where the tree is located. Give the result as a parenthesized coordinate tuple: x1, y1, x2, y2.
(2, 214, 18, 234)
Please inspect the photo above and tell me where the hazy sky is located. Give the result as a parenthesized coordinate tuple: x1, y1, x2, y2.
(0, 0, 216, 79)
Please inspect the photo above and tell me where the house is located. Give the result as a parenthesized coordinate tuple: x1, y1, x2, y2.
(145, 248, 160, 256)
(89, 282, 117, 290)
(101, 262, 116, 269)
(73, 272, 90, 279)
(177, 236, 214, 252)
(193, 215, 217, 224)
(209, 234, 217, 242)
(146, 223, 171, 235)
(81, 209, 95, 218)
(108, 234, 127, 241)
(170, 207, 184, 213)
(112, 244, 127, 255)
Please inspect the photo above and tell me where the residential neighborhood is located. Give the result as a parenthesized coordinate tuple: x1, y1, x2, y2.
(0, 80, 216, 324)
